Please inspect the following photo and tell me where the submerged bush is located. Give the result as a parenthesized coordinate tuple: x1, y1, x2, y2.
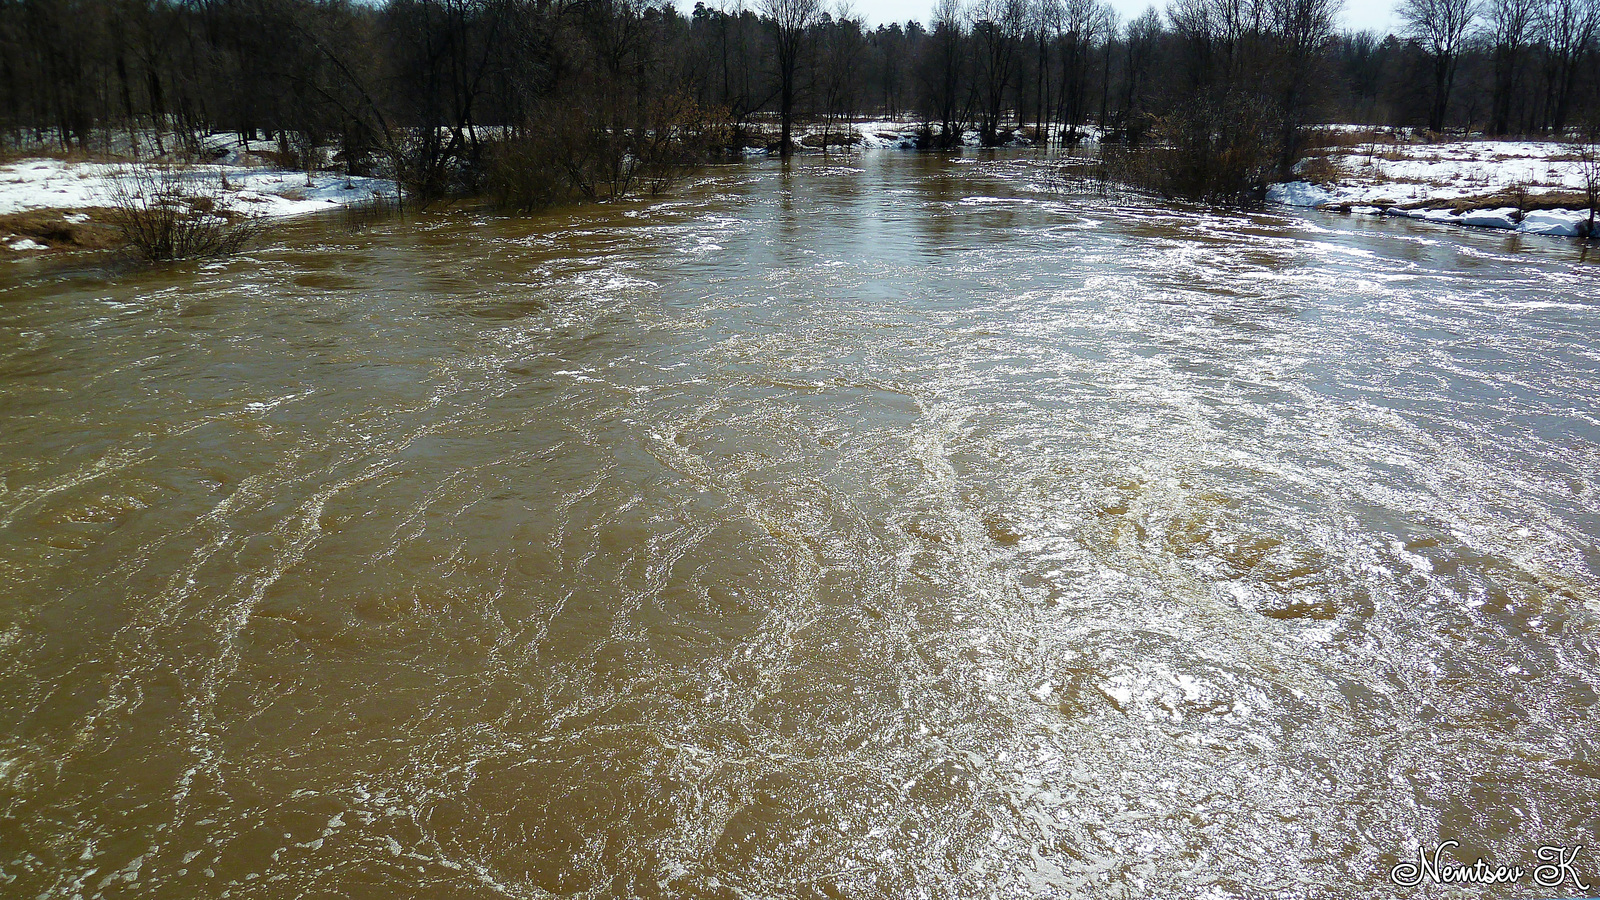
(1158, 92, 1286, 204)
(108, 166, 271, 261)
(487, 94, 730, 211)
(1078, 92, 1291, 207)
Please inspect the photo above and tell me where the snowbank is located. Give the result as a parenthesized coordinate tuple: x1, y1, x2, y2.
(847, 120, 923, 150)
(1, 158, 397, 255)
(1458, 207, 1520, 229)
(1518, 209, 1591, 236)
(1364, 201, 1592, 237)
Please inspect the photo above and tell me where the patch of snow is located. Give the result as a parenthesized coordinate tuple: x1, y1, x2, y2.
(6, 237, 47, 251)
(847, 120, 922, 150)
(1311, 139, 1595, 209)
(1266, 180, 1333, 207)
(0, 158, 396, 219)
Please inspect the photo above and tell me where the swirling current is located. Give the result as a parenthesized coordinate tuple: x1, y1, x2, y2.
(1, 152, 1598, 899)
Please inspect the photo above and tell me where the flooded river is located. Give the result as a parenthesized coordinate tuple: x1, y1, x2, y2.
(2, 152, 1598, 898)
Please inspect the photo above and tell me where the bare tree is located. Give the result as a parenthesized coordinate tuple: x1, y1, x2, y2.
(1169, 0, 1270, 86)
(873, 22, 909, 119)
(971, 0, 1028, 144)
(1576, 128, 1600, 235)
(817, 3, 866, 150)
(762, 0, 821, 156)
(1057, 0, 1111, 138)
(1032, 0, 1062, 138)
(710, 0, 769, 149)
(1538, 0, 1598, 133)
(1122, 6, 1162, 122)
(1483, 0, 1537, 133)
(1398, 0, 1479, 133)
(1265, 0, 1340, 164)
(919, 0, 970, 146)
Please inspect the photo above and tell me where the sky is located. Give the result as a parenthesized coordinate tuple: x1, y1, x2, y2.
(792, 0, 1398, 35)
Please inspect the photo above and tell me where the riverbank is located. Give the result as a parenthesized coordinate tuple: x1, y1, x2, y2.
(1267, 134, 1597, 238)
(0, 156, 394, 258)
(9, 127, 1596, 259)
(0, 122, 1034, 260)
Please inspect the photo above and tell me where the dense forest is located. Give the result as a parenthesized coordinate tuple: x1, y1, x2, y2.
(1, 0, 1596, 201)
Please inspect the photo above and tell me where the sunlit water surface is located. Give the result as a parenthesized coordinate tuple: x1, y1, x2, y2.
(2, 153, 1598, 899)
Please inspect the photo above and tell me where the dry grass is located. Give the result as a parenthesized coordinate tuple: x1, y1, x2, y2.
(1302, 128, 1397, 151)
(0, 146, 130, 166)
(1405, 189, 1594, 214)
(1295, 151, 1349, 185)
(0, 207, 124, 254)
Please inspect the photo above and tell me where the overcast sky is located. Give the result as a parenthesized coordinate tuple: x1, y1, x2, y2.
(753, 0, 1398, 35)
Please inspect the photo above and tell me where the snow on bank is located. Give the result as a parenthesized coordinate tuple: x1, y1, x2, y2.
(1518, 208, 1593, 235)
(1381, 204, 1592, 237)
(760, 120, 1035, 152)
(848, 121, 923, 150)
(1265, 181, 1334, 207)
(1325, 139, 1591, 204)
(1266, 139, 1597, 239)
(0, 158, 395, 219)
(1272, 177, 1594, 237)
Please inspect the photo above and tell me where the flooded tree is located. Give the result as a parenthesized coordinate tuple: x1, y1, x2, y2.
(1056, 0, 1113, 142)
(917, 0, 971, 147)
(817, 5, 869, 149)
(970, 0, 1026, 144)
(762, 0, 821, 156)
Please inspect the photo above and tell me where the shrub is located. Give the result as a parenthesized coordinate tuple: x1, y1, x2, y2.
(1077, 91, 1290, 207)
(107, 166, 271, 261)
(485, 129, 572, 211)
(487, 94, 729, 211)
(1573, 127, 1600, 238)
(1152, 92, 1287, 205)
(1295, 148, 1348, 186)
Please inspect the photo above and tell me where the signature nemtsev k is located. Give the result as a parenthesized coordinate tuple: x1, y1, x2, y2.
(1389, 841, 1590, 891)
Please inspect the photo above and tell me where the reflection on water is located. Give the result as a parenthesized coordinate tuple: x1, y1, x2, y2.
(1, 152, 1597, 899)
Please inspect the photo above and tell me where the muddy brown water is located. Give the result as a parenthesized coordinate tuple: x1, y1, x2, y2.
(2, 152, 1598, 899)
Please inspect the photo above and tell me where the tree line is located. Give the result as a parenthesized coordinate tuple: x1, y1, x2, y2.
(0, 0, 1596, 202)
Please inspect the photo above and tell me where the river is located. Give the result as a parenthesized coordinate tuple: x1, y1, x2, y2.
(1, 151, 1597, 898)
